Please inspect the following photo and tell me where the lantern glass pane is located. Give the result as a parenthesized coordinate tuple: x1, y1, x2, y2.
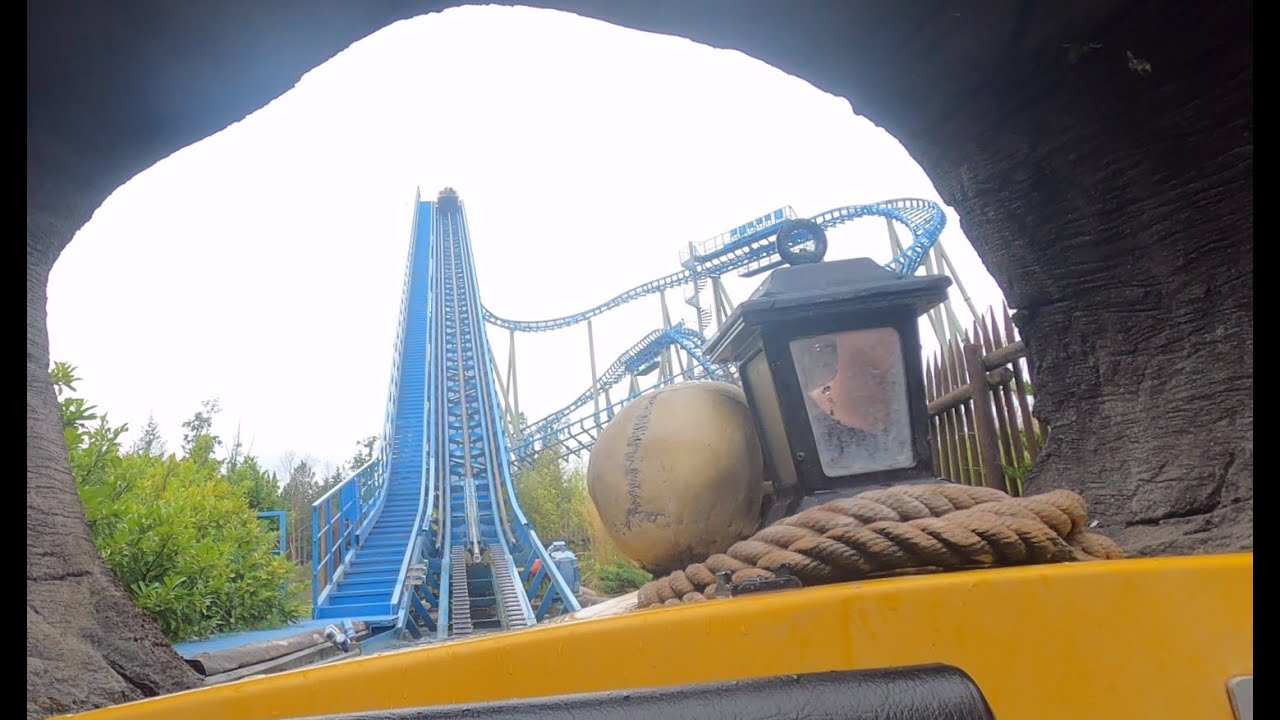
(789, 327, 914, 476)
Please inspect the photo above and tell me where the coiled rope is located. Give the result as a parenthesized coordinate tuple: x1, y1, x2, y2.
(636, 484, 1124, 609)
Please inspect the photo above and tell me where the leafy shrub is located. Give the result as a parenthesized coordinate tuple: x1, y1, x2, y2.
(513, 447, 654, 596)
(587, 557, 652, 596)
(53, 362, 305, 641)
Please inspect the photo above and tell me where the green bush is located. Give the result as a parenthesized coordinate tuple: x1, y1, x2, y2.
(513, 447, 655, 596)
(54, 362, 305, 642)
(512, 448, 593, 549)
(587, 557, 652, 596)
(84, 452, 303, 640)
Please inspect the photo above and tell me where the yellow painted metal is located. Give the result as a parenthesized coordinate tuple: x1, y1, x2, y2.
(59, 553, 1252, 720)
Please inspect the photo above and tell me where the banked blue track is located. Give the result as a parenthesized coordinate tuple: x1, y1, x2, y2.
(494, 198, 949, 464)
(519, 323, 719, 444)
(483, 198, 948, 333)
(311, 189, 579, 642)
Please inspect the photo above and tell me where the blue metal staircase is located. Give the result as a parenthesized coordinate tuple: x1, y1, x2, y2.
(311, 202, 433, 623)
(310, 191, 579, 643)
(306, 188, 949, 644)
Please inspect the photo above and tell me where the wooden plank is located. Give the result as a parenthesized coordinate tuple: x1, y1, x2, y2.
(929, 355, 952, 482)
(927, 367, 1014, 416)
(963, 340, 1006, 492)
(932, 357, 948, 480)
(977, 319, 1016, 475)
(926, 358, 941, 477)
(981, 340, 1026, 371)
(201, 643, 355, 686)
(188, 624, 354, 676)
(989, 309, 1026, 472)
(1003, 305, 1041, 461)
(949, 338, 979, 486)
(937, 350, 963, 483)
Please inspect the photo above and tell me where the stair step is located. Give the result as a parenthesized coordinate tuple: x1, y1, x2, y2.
(346, 561, 403, 574)
(330, 588, 394, 601)
(369, 522, 416, 531)
(315, 601, 393, 619)
(367, 528, 414, 537)
(356, 551, 405, 562)
(342, 571, 399, 583)
(334, 579, 397, 593)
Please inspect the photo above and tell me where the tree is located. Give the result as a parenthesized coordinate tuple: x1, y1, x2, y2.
(226, 454, 287, 513)
(181, 398, 221, 461)
(513, 447, 592, 551)
(280, 456, 321, 565)
(218, 425, 285, 512)
(348, 435, 377, 470)
(512, 447, 650, 595)
(129, 413, 166, 457)
(54, 364, 304, 642)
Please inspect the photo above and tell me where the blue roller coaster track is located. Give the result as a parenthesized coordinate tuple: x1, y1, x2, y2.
(483, 198, 947, 333)
(308, 191, 947, 644)
(495, 197, 949, 464)
(310, 190, 580, 645)
(514, 323, 720, 455)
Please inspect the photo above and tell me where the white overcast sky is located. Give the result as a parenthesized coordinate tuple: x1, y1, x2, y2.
(46, 5, 1007, 478)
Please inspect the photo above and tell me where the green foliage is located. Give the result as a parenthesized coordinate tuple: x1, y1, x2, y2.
(226, 454, 287, 512)
(281, 457, 322, 565)
(181, 398, 220, 446)
(348, 436, 377, 471)
(1000, 426, 1046, 497)
(584, 557, 651, 596)
(513, 448, 592, 550)
(130, 414, 167, 457)
(513, 447, 652, 595)
(86, 454, 302, 640)
(53, 362, 304, 642)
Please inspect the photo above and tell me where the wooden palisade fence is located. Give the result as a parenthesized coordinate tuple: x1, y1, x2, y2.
(925, 305, 1042, 496)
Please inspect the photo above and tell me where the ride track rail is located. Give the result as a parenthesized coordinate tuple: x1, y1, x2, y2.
(491, 198, 949, 463)
(311, 192, 579, 643)
(483, 198, 948, 333)
(310, 195, 945, 639)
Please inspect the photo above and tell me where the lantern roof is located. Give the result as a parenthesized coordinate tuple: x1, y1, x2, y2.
(705, 258, 953, 364)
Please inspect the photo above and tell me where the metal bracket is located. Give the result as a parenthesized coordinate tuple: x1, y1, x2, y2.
(1228, 676, 1252, 720)
(713, 565, 803, 598)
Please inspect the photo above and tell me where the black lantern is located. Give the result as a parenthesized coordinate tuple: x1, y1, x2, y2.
(704, 257, 953, 525)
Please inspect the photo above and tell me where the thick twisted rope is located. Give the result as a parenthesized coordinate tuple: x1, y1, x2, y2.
(636, 484, 1124, 609)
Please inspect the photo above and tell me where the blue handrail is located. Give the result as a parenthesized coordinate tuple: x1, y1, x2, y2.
(388, 201, 438, 631)
(310, 459, 380, 608)
(309, 193, 424, 610)
(257, 510, 288, 556)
